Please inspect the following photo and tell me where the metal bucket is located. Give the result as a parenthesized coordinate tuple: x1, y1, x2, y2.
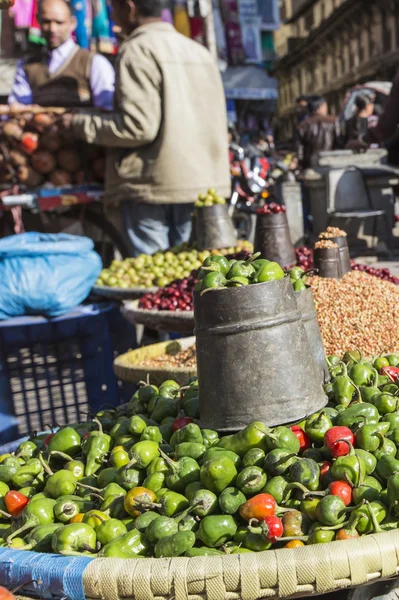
(330, 236, 351, 276)
(295, 288, 330, 384)
(254, 212, 296, 267)
(195, 204, 237, 251)
(194, 277, 327, 431)
(313, 247, 342, 279)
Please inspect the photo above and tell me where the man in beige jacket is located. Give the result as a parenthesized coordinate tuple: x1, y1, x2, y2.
(64, 0, 230, 256)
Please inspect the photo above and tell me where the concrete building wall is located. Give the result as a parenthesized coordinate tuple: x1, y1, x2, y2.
(274, 0, 399, 140)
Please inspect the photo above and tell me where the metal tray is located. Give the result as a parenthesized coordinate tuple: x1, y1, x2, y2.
(122, 300, 195, 334)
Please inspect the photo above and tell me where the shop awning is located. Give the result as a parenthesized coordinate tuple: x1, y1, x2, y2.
(221, 66, 278, 100)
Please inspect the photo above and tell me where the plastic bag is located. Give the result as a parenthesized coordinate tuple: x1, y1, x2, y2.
(0, 232, 102, 319)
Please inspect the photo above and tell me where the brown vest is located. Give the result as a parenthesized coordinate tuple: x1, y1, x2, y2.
(24, 46, 93, 108)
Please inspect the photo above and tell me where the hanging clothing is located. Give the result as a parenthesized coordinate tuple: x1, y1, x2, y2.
(28, 0, 44, 44)
(91, 0, 113, 54)
(71, 0, 89, 49)
(173, 2, 191, 38)
(11, 0, 34, 28)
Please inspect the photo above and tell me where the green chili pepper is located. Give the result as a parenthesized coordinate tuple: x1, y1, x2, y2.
(203, 255, 231, 276)
(242, 448, 266, 468)
(97, 468, 118, 489)
(289, 458, 320, 491)
(7, 498, 57, 542)
(159, 491, 189, 517)
(201, 429, 219, 449)
(201, 447, 241, 469)
(305, 412, 333, 444)
(196, 515, 237, 548)
(97, 518, 127, 546)
(263, 476, 290, 504)
(200, 456, 237, 493)
(355, 425, 383, 452)
(264, 449, 297, 476)
(257, 262, 285, 283)
(82, 421, 112, 477)
(109, 446, 129, 469)
(354, 449, 377, 475)
(128, 441, 160, 470)
(376, 454, 399, 481)
(16, 441, 37, 462)
(218, 487, 246, 515)
(116, 465, 144, 491)
(0, 457, 21, 484)
(175, 443, 206, 461)
(353, 476, 382, 504)
(190, 489, 218, 517)
(100, 495, 129, 520)
(54, 496, 93, 523)
(331, 444, 366, 486)
(282, 510, 311, 537)
(155, 530, 195, 558)
(12, 458, 44, 489)
(143, 472, 165, 492)
(308, 528, 335, 544)
(243, 531, 272, 551)
(133, 511, 160, 532)
(100, 528, 151, 557)
(236, 466, 267, 496)
(18, 523, 63, 552)
(217, 421, 267, 456)
(336, 404, 379, 428)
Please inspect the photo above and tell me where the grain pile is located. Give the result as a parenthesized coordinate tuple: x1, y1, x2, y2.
(310, 271, 399, 356)
(139, 345, 196, 369)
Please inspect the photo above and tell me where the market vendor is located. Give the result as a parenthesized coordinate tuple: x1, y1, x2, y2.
(61, 0, 230, 257)
(8, 0, 115, 110)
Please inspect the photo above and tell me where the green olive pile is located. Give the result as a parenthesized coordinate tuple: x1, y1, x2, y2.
(2, 350, 399, 558)
(194, 188, 226, 208)
(96, 242, 253, 289)
(194, 253, 307, 293)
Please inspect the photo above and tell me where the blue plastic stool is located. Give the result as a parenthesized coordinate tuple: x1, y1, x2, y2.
(0, 302, 136, 443)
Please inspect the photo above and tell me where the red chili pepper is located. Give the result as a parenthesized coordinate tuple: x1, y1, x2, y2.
(324, 426, 354, 458)
(44, 433, 54, 447)
(172, 415, 193, 432)
(261, 515, 284, 543)
(4, 490, 29, 517)
(239, 493, 276, 521)
(328, 481, 352, 506)
(83, 432, 91, 440)
(20, 132, 38, 154)
(320, 461, 332, 481)
(380, 366, 399, 382)
(290, 426, 311, 451)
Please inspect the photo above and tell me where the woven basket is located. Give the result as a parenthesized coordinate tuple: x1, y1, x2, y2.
(92, 284, 159, 301)
(122, 300, 195, 334)
(3, 531, 399, 600)
(113, 337, 196, 386)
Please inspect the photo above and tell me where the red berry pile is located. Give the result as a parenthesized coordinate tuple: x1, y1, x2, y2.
(256, 203, 286, 215)
(295, 247, 399, 285)
(139, 273, 197, 311)
(139, 250, 252, 311)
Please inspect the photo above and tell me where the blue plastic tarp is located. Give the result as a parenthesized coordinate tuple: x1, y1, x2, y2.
(0, 233, 102, 320)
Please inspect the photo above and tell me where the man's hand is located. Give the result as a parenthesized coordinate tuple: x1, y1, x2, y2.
(61, 112, 74, 130)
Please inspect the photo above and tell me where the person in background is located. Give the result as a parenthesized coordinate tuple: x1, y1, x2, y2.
(345, 94, 375, 146)
(62, 0, 230, 257)
(9, 0, 115, 110)
(295, 96, 310, 125)
(296, 97, 340, 169)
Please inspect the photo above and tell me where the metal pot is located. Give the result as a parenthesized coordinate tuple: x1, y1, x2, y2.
(295, 288, 330, 383)
(195, 204, 237, 251)
(254, 212, 296, 267)
(313, 247, 342, 279)
(330, 236, 351, 276)
(194, 277, 327, 431)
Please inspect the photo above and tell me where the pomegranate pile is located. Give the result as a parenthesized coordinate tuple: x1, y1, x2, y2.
(256, 203, 287, 215)
(0, 107, 105, 187)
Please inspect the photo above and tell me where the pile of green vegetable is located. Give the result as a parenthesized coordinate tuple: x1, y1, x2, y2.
(195, 253, 307, 293)
(194, 188, 227, 208)
(1, 351, 399, 558)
